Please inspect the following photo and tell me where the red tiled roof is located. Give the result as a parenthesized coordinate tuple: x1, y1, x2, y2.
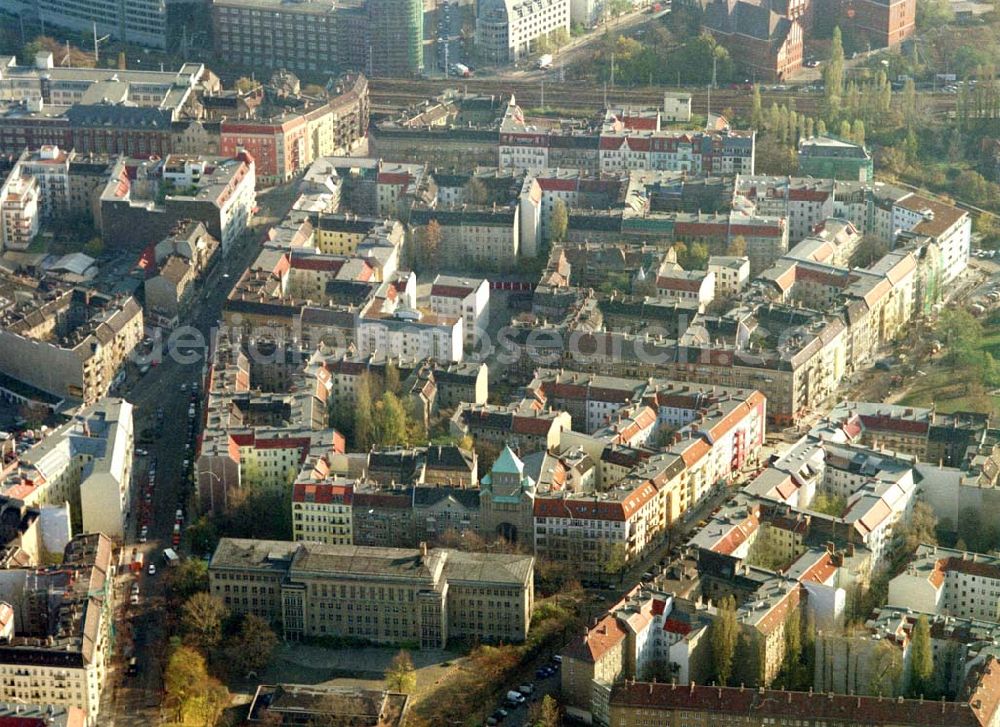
(291, 256, 345, 273)
(293, 482, 353, 505)
(377, 172, 412, 185)
(609, 670, 995, 725)
(656, 276, 704, 292)
(563, 614, 628, 663)
(619, 116, 659, 131)
(859, 414, 929, 436)
(537, 177, 578, 192)
(712, 514, 760, 555)
(431, 284, 475, 298)
(797, 553, 838, 585)
(663, 617, 692, 634)
(512, 415, 560, 436)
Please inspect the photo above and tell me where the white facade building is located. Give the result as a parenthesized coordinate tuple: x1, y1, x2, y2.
(0, 172, 39, 251)
(888, 544, 1000, 623)
(477, 0, 571, 64)
(892, 193, 970, 285)
(14, 399, 134, 540)
(707, 256, 750, 299)
(429, 275, 491, 348)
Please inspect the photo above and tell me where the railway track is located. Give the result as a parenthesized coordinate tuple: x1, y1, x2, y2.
(369, 77, 956, 119)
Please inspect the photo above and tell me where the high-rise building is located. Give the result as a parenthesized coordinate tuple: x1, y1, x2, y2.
(36, 0, 168, 49)
(367, 0, 424, 76)
(211, 0, 339, 76)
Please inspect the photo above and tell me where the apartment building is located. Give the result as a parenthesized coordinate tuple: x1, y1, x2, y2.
(707, 255, 750, 298)
(429, 276, 491, 348)
(476, 0, 571, 64)
(888, 545, 1000, 623)
(0, 534, 115, 726)
(208, 539, 534, 646)
(356, 299, 464, 364)
(892, 193, 970, 285)
(607, 662, 1000, 726)
(562, 589, 718, 723)
(11, 399, 133, 540)
(410, 205, 521, 269)
(0, 288, 143, 405)
(292, 481, 353, 546)
(196, 336, 344, 514)
(0, 171, 39, 251)
(733, 175, 836, 243)
(144, 221, 221, 327)
(100, 152, 256, 254)
(811, 400, 989, 467)
(0, 56, 208, 156)
(219, 76, 370, 187)
(451, 401, 571, 456)
(211, 0, 339, 77)
(702, 0, 803, 82)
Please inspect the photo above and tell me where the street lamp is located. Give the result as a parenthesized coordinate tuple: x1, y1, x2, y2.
(197, 467, 225, 514)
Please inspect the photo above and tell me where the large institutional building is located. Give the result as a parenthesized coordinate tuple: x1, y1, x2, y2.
(208, 539, 534, 647)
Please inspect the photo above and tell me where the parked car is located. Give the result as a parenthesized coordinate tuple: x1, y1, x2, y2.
(148, 563, 156, 576)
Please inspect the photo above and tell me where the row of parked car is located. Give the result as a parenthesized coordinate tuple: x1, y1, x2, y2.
(485, 656, 561, 725)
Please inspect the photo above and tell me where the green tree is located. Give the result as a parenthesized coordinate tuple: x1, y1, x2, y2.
(536, 695, 561, 726)
(781, 607, 806, 689)
(816, 119, 827, 136)
(184, 515, 219, 557)
(908, 614, 934, 697)
(373, 392, 408, 447)
(681, 241, 710, 270)
(902, 79, 918, 126)
(165, 558, 209, 603)
(751, 84, 763, 129)
(851, 119, 866, 146)
(838, 119, 852, 140)
(164, 645, 230, 724)
(811, 491, 847, 516)
(117, 51, 126, 70)
(550, 198, 569, 243)
(824, 27, 845, 110)
(465, 178, 489, 205)
(850, 235, 889, 268)
(603, 542, 628, 584)
(711, 595, 739, 686)
(412, 219, 443, 272)
(83, 236, 104, 257)
(354, 373, 375, 450)
(234, 76, 257, 93)
(385, 649, 417, 693)
(384, 360, 401, 395)
(226, 614, 279, 676)
(727, 235, 747, 257)
(869, 638, 903, 696)
(180, 593, 228, 652)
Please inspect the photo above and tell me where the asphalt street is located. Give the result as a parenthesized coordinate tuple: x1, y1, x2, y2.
(104, 183, 299, 725)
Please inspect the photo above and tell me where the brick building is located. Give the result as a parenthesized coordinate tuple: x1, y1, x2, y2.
(219, 75, 370, 186)
(702, 0, 804, 82)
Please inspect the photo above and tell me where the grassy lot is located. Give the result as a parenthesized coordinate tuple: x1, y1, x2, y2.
(898, 314, 1000, 417)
